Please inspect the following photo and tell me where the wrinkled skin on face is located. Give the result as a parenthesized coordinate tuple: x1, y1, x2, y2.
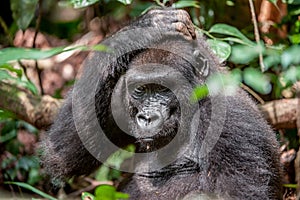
(128, 83, 179, 151)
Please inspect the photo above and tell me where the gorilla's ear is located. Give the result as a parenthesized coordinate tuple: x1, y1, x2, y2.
(193, 50, 209, 77)
(111, 75, 131, 134)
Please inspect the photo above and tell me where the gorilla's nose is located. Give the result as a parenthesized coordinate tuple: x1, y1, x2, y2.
(136, 111, 163, 130)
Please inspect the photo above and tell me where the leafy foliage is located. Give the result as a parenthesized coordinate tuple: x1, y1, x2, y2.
(1, 0, 300, 199)
(10, 0, 39, 30)
(1, 120, 41, 185)
(172, 1, 200, 9)
(208, 24, 255, 46)
(0, 65, 38, 95)
(5, 182, 57, 200)
(0, 47, 72, 65)
(82, 145, 135, 200)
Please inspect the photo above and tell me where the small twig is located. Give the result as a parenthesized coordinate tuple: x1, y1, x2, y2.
(18, 60, 27, 76)
(0, 16, 13, 45)
(249, 0, 266, 72)
(241, 83, 265, 104)
(33, 0, 44, 95)
(35, 61, 44, 95)
(84, 177, 113, 186)
(295, 82, 300, 137)
(8, 184, 16, 199)
(68, 177, 113, 197)
(194, 6, 202, 28)
(0, 16, 9, 36)
(33, 0, 42, 48)
(194, 26, 215, 39)
(155, 0, 165, 7)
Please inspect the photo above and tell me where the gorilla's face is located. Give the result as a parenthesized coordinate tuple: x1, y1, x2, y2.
(110, 60, 181, 153)
(128, 81, 180, 152)
(110, 49, 198, 153)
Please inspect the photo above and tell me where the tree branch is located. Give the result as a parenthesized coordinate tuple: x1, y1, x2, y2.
(0, 81, 298, 130)
(0, 82, 62, 129)
(260, 98, 298, 129)
(249, 0, 266, 72)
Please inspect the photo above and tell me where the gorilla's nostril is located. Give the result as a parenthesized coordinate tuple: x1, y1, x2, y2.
(137, 114, 150, 124)
(136, 112, 162, 129)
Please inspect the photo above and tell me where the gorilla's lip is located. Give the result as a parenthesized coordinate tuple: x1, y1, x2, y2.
(138, 137, 154, 142)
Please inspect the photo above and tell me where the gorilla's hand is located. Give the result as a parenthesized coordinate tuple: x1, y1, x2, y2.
(125, 9, 196, 40)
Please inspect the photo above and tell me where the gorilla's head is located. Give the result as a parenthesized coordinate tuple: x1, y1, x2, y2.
(119, 50, 183, 152)
(97, 37, 212, 154)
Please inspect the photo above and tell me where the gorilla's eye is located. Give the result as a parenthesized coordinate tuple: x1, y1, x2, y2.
(135, 85, 147, 93)
(133, 85, 147, 98)
(156, 85, 169, 93)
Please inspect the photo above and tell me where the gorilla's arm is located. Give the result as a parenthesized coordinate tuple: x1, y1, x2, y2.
(39, 9, 196, 181)
(120, 93, 282, 200)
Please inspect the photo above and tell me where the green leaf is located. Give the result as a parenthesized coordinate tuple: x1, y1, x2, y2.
(263, 54, 281, 70)
(226, 0, 235, 6)
(281, 45, 300, 68)
(1, 156, 16, 167)
(220, 37, 255, 46)
(96, 166, 110, 182)
(172, 0, 200, 8)
(0, 46, 73, 65)
(207, 39, 231, 62)
(16, 156, 39, 171)
(0, 64, 22, 77)
(91, 44, 110, 52)
(243, 68, 271, 94)
(282, 0, 300, 4)
(290, 6, 300, 15)
(289, 34, 300, 44)
(0, 69, 12, 80)
(82, 192, 95, 200)
(230, 68, 243, 84)
(70, 0, 99, 8)
(208, 24, 255, 46)
(10, 0, 39, 30)
(5, 182, 57, 200)
(191, 70, 242, 102)
(95, 185, 129, 200)
(27, 168, 42, 185)
(191, 85, 209, 102)
(0, 69, 38, 95)
(0, 129, 17, 143)
(4, 169, 17, 180)
(283, 184, 298, 188)
(210, 72, 240, 95)
(229, 44, 264, 64)
(117, 0, 133, 5)
(95, 145, 135, 181)
(115, 192, 130, 199)
(95, 185, 116, 200)
(0, 110, 16, 121)
(281, 66, 300, 85)
(18, 120, 38, 134)
(23, 81, 38, 95)
(268, 0, 278, 6)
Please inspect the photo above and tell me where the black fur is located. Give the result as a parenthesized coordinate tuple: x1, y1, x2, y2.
(40, 9, 282, 199)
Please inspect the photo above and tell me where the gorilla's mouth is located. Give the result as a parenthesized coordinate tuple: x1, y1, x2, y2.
(136, 137, 154, 152)
(138, 137, 154, 142)
(134, 122, 179, 153)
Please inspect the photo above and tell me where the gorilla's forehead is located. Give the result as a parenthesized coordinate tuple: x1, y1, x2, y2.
(129, 48, 196, 72)
(131, 49, 178, 64)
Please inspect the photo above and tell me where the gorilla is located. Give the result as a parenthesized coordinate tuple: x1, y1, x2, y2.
(40, 9, 282, 199)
